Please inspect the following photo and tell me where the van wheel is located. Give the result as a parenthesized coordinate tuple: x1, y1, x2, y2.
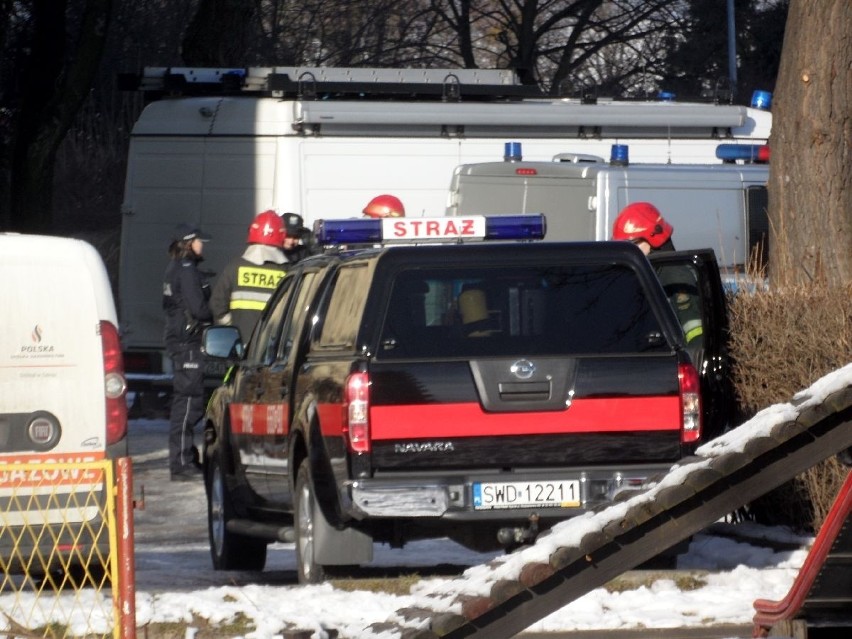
(295, 459, 327, 584)
(207, 452, 267, 571)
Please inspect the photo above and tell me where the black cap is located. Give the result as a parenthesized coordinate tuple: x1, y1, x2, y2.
(281, 212, 305, 237)
(173, 223, 211, 243)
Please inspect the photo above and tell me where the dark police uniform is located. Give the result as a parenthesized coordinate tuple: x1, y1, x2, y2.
(163, 236, 212, 479)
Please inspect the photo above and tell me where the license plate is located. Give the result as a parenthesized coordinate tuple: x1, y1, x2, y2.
(473, 480, 580, 510)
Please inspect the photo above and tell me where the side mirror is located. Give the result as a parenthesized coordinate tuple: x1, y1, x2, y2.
(202, 326, 244, 360)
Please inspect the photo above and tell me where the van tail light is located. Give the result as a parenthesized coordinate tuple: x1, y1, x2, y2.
(100, 321, 128, 446)
(678, 361, 702, 444)
(344, 372, 371, 454)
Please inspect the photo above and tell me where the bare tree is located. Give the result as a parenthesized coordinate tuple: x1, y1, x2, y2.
(2, 0, 112, 232)
(660, 0, 787, 102)
(182, 0, 258, 66)
(430, 0, 680, 93)
(770, 0, 851, 287)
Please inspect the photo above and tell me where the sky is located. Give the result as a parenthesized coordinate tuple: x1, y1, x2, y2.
(2, 363, 850, 638)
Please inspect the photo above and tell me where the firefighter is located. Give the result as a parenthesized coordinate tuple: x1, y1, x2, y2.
(613, 202, 703, 346)
(611, 201, 675, 255)
(363, 194, 406, 218)
(163, 224, 213, 481)
(210, 210, 291, 343)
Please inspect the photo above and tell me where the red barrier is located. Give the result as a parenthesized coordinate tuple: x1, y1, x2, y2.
(752, 469, 852, 637)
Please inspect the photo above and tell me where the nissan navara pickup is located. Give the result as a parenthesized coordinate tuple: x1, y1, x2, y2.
(200, 215, 733, 583)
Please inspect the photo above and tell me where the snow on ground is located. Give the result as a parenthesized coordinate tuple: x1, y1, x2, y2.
(131, 532, 811, 638)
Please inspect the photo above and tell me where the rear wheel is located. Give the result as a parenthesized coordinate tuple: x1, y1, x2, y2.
(207, 451, 267, 571)
(295, 459, 327, 584)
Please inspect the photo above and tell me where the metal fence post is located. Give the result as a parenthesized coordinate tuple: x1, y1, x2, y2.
(116, 457, 137, 639)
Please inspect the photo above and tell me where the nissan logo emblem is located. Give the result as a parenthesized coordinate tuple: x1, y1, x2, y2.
(510, 359, 536, 380)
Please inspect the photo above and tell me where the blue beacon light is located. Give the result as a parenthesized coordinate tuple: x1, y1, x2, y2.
(610, 144, 629, 166)
(504, 141, 523, 162)
(751, 90, 772, 110)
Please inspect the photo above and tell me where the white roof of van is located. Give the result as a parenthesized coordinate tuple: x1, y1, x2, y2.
(0, 233, 118, 323)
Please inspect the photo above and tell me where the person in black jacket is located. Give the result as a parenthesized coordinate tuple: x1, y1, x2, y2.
(162, 224, 212, 481)
(281, 212, 320, 264)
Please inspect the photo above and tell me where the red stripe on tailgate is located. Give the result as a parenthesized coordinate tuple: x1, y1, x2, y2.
(228, 403, 289, 436)
(370, 397, 681, 439)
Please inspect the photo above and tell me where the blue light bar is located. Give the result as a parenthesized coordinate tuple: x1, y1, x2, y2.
(484, 215, 546, 240)
(314, 218, 382, 245)
(716, 144, 770, 163)
(314, 215, 546, 246)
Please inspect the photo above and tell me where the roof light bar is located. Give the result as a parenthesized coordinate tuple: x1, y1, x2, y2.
(716, 144, 770, 163)
(314, 218, 383, 245)
(314, 215, 546, 245)
(484, 215, 546, 240)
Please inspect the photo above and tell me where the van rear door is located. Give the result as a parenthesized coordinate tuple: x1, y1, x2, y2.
(0, 235, 125, 544)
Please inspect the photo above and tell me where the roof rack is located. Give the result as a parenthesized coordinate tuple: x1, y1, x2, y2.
(117, 66, 546, 100)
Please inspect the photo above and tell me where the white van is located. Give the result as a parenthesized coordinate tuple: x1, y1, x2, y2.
(118, 66, 772, 380)
(446, 151, 769, 272)
(0, 234, 128, 572)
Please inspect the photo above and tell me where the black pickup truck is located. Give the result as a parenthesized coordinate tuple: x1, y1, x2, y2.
(200, 216, 733, 583)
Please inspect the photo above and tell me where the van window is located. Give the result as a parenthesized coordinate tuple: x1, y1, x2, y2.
(378, 263, 667, 359)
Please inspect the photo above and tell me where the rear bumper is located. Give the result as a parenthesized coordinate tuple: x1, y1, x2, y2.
(345, 464, 674, 519)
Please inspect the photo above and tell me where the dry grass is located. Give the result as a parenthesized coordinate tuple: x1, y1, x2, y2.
(727, 281, 852, 531)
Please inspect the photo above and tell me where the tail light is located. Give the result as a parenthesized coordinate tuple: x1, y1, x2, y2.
(344, 372, 370, 453)
(100, 320, 128, 445)
(678, 361, 702, 444)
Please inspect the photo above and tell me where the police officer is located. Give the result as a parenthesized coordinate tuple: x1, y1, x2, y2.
(280, 212, 320, 264)
(163, 224, 212, 481)
(209, 210, 290, 343)
(363, 194, 405, 218)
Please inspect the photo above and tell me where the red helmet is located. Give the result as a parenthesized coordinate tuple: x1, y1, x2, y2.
(363, 194, 405, 218)
(247, 210, 286, 247)
(612, 202, 673, 248)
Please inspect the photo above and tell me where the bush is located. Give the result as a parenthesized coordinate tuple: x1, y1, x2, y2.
(727, 282, 852, 532)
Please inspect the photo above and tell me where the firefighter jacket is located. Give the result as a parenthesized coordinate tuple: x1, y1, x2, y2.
(209, 244, 289, 343)
(162, 255, 212, 353)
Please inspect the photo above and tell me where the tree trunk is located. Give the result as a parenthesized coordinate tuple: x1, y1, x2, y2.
(769, 0, 851, 287)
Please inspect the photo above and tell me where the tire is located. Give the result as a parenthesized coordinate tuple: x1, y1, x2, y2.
(295, 459, 327, 584)
(207, 451, 267, 571)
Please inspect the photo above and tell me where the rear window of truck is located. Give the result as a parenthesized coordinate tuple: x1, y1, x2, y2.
(377, 263, 668, 359)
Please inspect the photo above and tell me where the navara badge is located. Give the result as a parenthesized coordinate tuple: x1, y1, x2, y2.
(510, 359, 536, 380)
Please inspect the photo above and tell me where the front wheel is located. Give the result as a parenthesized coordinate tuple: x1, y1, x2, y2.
(295, 459, 327, 584)
(207, 450, 267, 571)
